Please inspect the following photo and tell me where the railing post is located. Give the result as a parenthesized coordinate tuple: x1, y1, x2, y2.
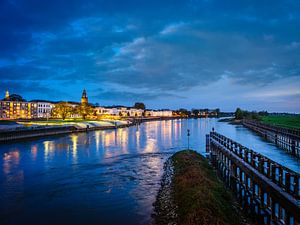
(206, 134, 210, 153)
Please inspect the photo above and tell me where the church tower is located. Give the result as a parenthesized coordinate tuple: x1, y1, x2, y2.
(81, 89, 88, 104)
(5, 90, 9, 100)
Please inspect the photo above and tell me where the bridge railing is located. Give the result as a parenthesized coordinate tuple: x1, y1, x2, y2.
(243, 119, 300, 139)
(207, 131, 300, 225)
(210, 131, 299, 198)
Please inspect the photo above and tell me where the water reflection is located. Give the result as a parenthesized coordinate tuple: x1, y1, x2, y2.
(71, 134, 78, 163)
(31, 145, 38, 161)
(0, 119, 299, 225)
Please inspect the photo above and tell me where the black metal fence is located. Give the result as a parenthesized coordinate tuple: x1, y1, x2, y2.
(242, 119, 300, 159)
(207, 131, 300, 225)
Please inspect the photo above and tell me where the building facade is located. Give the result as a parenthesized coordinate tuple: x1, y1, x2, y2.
(36, 102, 55, 118)
(145, 110, 173, 117)
(95, 107, 144, 117)
(0, 100, 38, 119)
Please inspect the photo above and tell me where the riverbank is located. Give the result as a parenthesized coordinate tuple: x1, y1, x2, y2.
(218, 117, 241, 125)
(0, 120, 131, 144)
(0, 116, 181, 144)
(154, 150, 251, 225)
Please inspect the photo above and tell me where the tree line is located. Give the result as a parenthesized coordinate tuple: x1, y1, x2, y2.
(51, 102, 147, 120)
(235, 108, 268, 120)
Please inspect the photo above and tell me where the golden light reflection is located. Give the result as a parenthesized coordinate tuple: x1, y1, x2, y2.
(3, 150, 20, 175)
(161, 120, 172, 146)
(95, 131, 101, 151)
(144, 138, 157, 153)
(31, 145, 38, 160)
(120, 129, 128, 154)
(43, 141, 55, 161)
(71, 135, 78, 163)
(103, 131, 116, 147)
(135, 128, 140, 149)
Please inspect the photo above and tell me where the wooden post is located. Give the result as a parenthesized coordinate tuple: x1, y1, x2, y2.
(206, 134, 210, 153)
(291, 140, 296, 156)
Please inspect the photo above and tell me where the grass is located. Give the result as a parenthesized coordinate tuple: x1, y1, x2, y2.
(171, 150, 242, 225)
(261, 115, 300, 130)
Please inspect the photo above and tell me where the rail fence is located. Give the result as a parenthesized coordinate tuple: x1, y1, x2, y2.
(242, 119, 300, 159)
(206, 131, 300, 225)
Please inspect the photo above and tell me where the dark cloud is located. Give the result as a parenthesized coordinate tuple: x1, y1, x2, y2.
(92, 89, 182, 101)
(0, 80, 66, 99)
(0, 0, 300, 111)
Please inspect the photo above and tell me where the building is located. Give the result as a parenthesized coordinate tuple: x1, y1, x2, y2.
(36, 101, 55, 119)
(95, 106, 144, 117)
(0, 91, 38, 119)
(145, 110, 173, 117)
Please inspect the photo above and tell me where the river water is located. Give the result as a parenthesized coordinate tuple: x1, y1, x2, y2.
(0, 119, 299, 225)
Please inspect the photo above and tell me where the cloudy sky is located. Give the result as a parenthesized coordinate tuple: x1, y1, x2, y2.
(0, 0, 300, 112)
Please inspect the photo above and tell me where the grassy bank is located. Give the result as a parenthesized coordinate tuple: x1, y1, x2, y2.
(155, 150, 245, 225)
(261, 115, 300, 130)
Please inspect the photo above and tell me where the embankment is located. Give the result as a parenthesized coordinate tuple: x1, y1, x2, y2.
(0, 122, 130, 144)
(154, 150, 250, 225)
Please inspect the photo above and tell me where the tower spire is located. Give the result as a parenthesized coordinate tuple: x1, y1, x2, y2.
(5, 90, 9, 100)
(81, 89, 88, 104)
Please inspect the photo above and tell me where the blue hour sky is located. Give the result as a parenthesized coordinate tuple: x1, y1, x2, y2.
(0, 0, 300, 112)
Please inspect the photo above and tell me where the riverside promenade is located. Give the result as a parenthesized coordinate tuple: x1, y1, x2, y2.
(0, 120, 130, 143)
(0, 117, 179, 143)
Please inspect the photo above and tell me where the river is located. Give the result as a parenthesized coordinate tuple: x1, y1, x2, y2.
(0, 119, 299, 225)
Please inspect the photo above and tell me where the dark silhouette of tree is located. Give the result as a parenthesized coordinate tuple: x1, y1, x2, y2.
(235, 108, 243, 120)
(134, 102, 146, 110)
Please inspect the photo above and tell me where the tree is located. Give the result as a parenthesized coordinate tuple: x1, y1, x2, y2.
(134, 102, 146, 110)
(52, 102, 73, 120)
(235, 108, 244, 120)
(192, 109, 200, 117)
(75, 103, 94, 120)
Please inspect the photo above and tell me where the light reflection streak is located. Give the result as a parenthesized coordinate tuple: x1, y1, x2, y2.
(3, 150, 20, 176)
(144, 138, 157, 153)
(43, 140, 55, 162)
(135, 128, 140, 149)
(120, 129, 128, 154)
(95, 131, 101, 152)
(71, 135, 78, 163)
(31, 145, 38, 161)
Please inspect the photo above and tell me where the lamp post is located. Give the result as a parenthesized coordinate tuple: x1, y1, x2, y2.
(187, 129, 190, 150)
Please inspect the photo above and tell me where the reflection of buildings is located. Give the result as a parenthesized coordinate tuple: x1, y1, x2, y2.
(71, 135, 78, 163)
(31, 145, 38, 160)
(161, 120, 172, 146)
(43, 141, 55, 161)
(2, 149, 24, 200)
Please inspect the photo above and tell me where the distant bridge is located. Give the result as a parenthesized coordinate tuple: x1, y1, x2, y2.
(206, 131, 300, 225)
(242, 119, 300, 159)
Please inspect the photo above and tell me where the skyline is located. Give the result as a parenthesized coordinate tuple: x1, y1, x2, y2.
(1, 0, 300, 112)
